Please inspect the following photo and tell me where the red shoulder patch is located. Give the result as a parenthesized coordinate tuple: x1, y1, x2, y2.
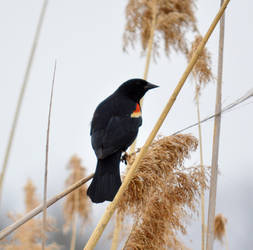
(131, 103, 141, 118)
(134, 103, 141, 113)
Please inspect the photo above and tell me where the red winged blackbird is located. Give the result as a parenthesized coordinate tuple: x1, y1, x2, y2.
(87, 79, 158, 203)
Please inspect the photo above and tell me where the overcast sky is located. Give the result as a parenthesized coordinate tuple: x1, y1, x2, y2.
(0, 0, 253, 249)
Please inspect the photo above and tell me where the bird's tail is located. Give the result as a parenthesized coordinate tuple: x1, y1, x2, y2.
(87, 152, 122, 203)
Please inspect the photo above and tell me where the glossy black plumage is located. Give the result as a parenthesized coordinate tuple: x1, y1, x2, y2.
(87, 79, 158, 203)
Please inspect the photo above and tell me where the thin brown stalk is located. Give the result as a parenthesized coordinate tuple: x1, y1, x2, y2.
(206, 0, 226, 249)
(196, 92, 206, 250)
(0, 0, 49, 204)
(70, 213, 78, 250)
(187, 33, 214, 250)
(83, 2, 230, 249)
(42, 61, 57, 249)
(143, 0, 157, 81)
(0, 174, 94, 240)
(70, 178, 79, 250)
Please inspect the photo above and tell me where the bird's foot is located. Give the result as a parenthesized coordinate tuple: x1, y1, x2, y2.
(121, 152, 129, 165)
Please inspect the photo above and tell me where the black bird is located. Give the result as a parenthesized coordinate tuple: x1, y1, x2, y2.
(87, 79, 158, 203)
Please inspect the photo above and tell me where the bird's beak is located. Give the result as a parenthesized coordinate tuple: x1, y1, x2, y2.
(145, 82, 159, 90)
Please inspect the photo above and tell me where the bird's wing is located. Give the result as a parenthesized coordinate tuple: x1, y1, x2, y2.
(92, 115, 142, 159)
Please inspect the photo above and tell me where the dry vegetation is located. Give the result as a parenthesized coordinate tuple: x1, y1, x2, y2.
(0, 0, 232, 249)
(0, 179, 59, 250)
(63, 155, 91, 233)
(117, 134, 209, 249)
(214, 213, 227, 243)
(123, 0, 197, 57)
(187, 35, 214, 98)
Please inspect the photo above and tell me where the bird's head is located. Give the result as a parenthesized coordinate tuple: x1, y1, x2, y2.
(117, 78, 159, 102)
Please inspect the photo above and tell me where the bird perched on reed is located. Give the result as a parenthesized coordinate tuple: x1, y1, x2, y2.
(87, 79, 158, 203)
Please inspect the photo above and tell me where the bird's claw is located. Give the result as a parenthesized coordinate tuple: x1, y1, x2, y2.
(121, 152, 129, 165)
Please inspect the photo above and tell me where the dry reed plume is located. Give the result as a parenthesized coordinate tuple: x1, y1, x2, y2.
(0, 179, 59, 250)
(123, 0, 197, 57)
(116, 134, 209, 249)
(214, 213, 227, 243)
(187, 35, 213, 98)
(63, 155, 91, 233)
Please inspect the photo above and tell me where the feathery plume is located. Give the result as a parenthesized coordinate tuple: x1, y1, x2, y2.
(0, 179, 59, 250)
(117, 134, 209, 249)
(187, 35, 214, 98)
(24, 178, 40, 213)
(123, 0, 197, 57)
(214, 213, 227, 243)
(63, 155, 91, 250)
(63, 155, 91, 233)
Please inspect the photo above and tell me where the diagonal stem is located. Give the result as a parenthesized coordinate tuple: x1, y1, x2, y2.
(0, 174, 94, 240)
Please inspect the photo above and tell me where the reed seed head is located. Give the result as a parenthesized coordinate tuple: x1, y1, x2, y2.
(24, 178, 40, 212)
(119, 134, 209, 249)
(0, 179, 59, 249)
(123, 0, 197, 57)
(187, 35, 213, 98)
(214, 213, 227, 243)
(63, 155, 91, 233)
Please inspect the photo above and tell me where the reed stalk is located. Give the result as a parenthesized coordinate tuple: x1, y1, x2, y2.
(83, 2, 230, 249)
(70, 162, 80, 250)
(0, 0, 49, 204)
(70, 213, 78, 250)
(110, 212, 123, 250)
(206, 0, 226, 249)
(42, 61, 57, 249)
(196, 91, 206, 250)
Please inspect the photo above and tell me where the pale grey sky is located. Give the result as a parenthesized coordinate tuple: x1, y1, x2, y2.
(0, 0, 253, 249)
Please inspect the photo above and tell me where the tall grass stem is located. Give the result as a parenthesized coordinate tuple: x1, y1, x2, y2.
(0, 0, 49, 204)
(206, 0, 226, 249)
(196, 93, 206, 250)
(42, 61, 57, 249)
